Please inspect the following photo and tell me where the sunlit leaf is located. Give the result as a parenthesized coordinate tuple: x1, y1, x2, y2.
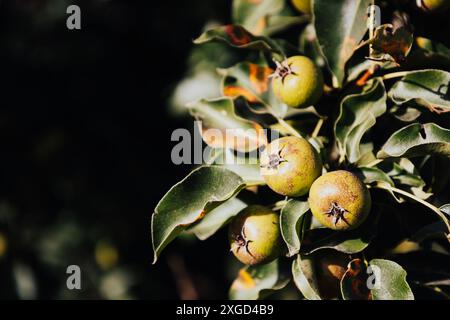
(229, 259, 289, 300)
(377, 123, 450, 159)
(280, 200, 309, 257)
(187, 97, 267, 152)
(219, 62, 288, 118)
(292, 254, 321, 300)
(151, 166, 245, 263)
(369, 259, 414, 300)
(388, 69, 450, 114)
(341, 258, 414, 300)
(188, 197, 247, 241)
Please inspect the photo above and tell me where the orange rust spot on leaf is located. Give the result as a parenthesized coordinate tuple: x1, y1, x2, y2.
(224, 86, 259, 103)
(252, 17, 267, 36)
(224, 25, 252, 46)
(356, 69, 373, 87)
(179, 210, 206, 227)
(232, 269, 255, 290)
(249, 64, 273, 94)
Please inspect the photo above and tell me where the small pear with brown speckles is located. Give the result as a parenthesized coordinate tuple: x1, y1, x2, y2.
(308, 170, 371, 231)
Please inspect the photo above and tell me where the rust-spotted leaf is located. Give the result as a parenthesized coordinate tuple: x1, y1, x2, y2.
(187, 97, 267, 152)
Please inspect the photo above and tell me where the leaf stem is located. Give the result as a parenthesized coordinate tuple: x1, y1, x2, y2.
(372, 184, 450, 236)
(381, 71, 409, 81)
(265, 104, 302, 138)
(311, 118, 324, 138)
(365, 159, 383, 168)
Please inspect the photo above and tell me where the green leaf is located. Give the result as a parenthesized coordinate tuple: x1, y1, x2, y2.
(301, 226, 374, 255)
(441, 204, 450, 217)
(205, 148, 264, 185)
(219, 62, 288, 118)
(335, 79, 387, 163)
(229, 259, 289, 300)
(188, 198, 247, 241)
(313, 0, 370, 87)
(280, 200, 309, 257)
(377, 123, 450, 159)
(368, 259, 414, 300)
(388, 69, 450, 114)
(187, 97, 267, 152)
(151, 166, 245, 263)
(356, 167, 395, 186)
(194, 25, 283, 55)
(292, 254, 321, 300)
(301, 208, 378, 255)
(356, 166, 403, 202)
(232, 0, 303, 36)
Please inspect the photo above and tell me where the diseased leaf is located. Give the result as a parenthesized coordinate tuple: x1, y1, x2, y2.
(377, 123, 450, 159)
(314, 0, 371, 87)
(335, 79, 386, 163)
(388, 69, 450, 114)
(232, 0, 303, 36)
(194, 25, 283, 55)
(152, 166, 245, 263)
(187, 97, 267, 152)
(341, 258, 372, 300)
(365, 24, 413, 64)
(369, 259, 414, 300)
(219, 62, 288, 118)
(280, 200, 309, 257)
(188, 198, 247, 241)
(292, 254, 321, 300)
(229, 259, 289, 300)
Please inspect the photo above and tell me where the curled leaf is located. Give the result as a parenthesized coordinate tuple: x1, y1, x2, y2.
(388, 69, 450, 114)
(194, 25, 283, 55)
(292, 254, 321, 300)
(377, 123, 450, 159)
(335, 78, 386, 163)
(280, 200, 309, 257)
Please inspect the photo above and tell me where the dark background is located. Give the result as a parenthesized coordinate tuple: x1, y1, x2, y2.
(0, 0, 236, 299)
